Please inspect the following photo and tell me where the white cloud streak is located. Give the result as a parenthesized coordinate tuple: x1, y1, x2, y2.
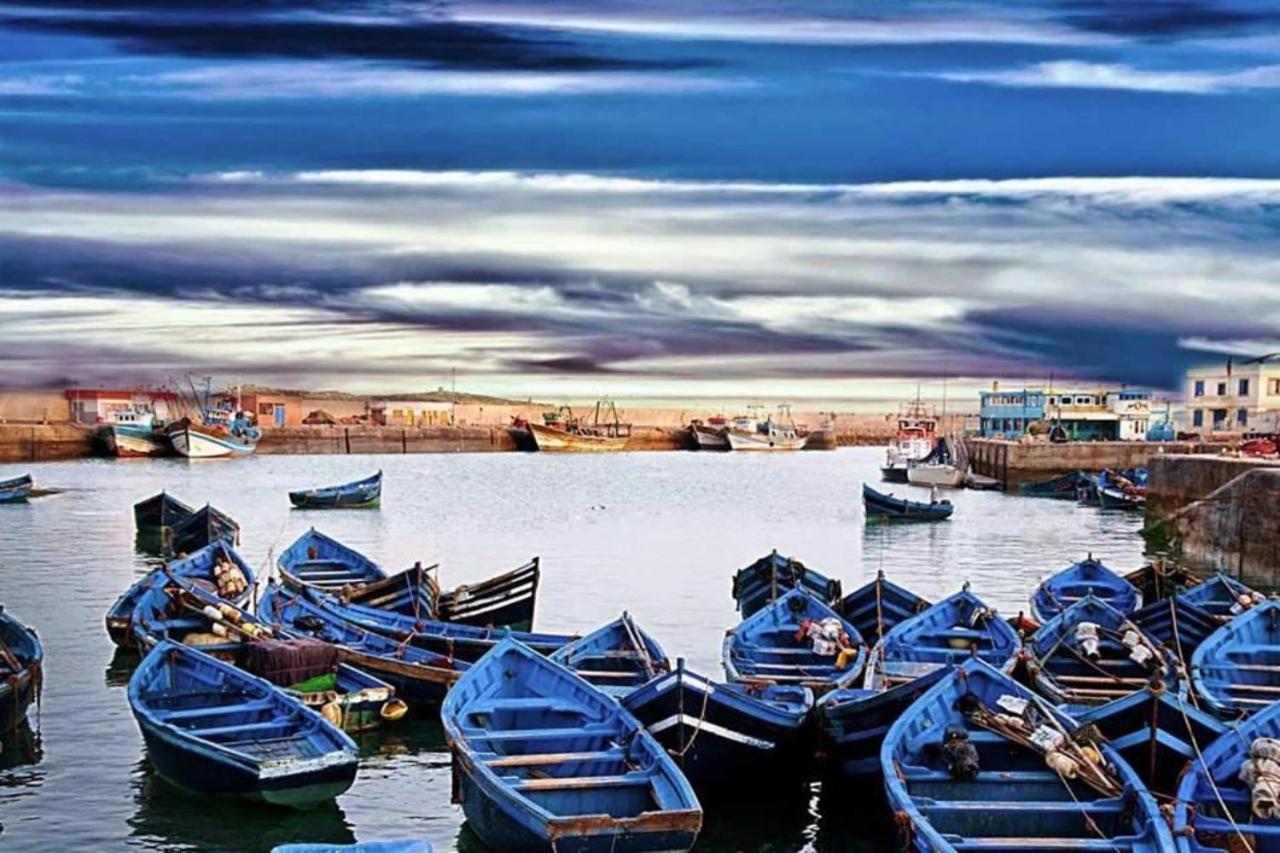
(938, 61, 1280, 94)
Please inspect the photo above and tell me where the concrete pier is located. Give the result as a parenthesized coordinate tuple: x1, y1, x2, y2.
(0, 423, 97, 462)
(964, 437, 1209, 488)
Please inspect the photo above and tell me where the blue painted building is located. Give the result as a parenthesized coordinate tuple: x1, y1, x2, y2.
(978, 386, 1158, 441)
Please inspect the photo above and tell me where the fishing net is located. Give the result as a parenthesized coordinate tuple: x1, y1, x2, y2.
(240, 638, 337, 687)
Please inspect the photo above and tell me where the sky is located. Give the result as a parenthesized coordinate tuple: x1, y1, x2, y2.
(2, 0, 1279, 406)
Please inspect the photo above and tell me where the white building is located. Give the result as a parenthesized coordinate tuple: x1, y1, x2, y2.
(1185, 354, 1280, 434)
(370, 400, 454, 427)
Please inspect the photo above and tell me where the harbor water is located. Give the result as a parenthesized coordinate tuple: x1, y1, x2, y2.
(0, 448, 1145, 851)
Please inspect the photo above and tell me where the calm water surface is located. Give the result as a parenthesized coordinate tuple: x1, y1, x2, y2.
(0, 448, 1145, 851)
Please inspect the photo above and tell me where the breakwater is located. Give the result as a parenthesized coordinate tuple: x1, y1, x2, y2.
(964, 437, 1211, 488)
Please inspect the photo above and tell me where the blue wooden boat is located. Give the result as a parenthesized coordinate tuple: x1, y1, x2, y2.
(279, 528, 387, 592)
(432, 557, 542, 632)
(1031, 555, 1138, 622)
(839, 570, 931, 647)
(0, 473, 33, 503)
(722, 588, 867, 694)
(289, 584, 573, 662)
(1097, 474, 1147, 511)
(1192, 598, 1280, 718)
(1123, 560, 1204, 606)
(0, 607, 42, 735)
(883, 658, 1175, 852)
(167, 503, 241, 557)
(550, 613, 670, 698)
(107, 540, 256, 646)
(730, 550, 842, 619)
(289, 471, 382, 510)
(130, 573, 407, 731)
(1023, 594, 1178, 715)
(1132, 573, 1259, 663)
(1077, 688, 1226, 798)
(1017, 470, 1090, 500)
(128, 640, 359, 808)
(442, 637, 702, 853)
(862, 483, 953, 522)
(622, 659, 814, 798)
(818, 587, 1018, 779)
(258, 582, 468, 706)
(1173, 693, 1280, 852)
(274, 843, 432, 853)
(134, 491, 195, 532)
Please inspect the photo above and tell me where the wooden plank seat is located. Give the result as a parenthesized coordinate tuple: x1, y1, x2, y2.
(902, 769, 1070, 784)
(921, 800, 1124, 815)
(511, 771, 653, 792)
(952, 838, 1138, 850)
(188, 719, 296, 738)
(467, 697, 586, 714)
(484, 748, 624, 768)
(156, 700, 275, 721)
(465, 724, 616, 743)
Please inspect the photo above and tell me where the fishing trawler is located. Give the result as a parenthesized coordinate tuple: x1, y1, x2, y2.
(881, 395, 938, 481)
(689, 414, 730, 450)
(166, 379, 261, 458)
(527, 401, 631, 452)
(101, 408, 170, 458)
(725, 405, 805, 451)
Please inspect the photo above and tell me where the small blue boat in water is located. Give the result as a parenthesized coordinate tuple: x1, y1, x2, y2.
(1078, 688, 1226, 798)
(1017, 470, 1091, 500)
(258, 582, 468, 706)
(550, 612, 669, 698)
(0, 473, 33, 503)
(1031, 555, 1138, 622)
(883, 658, 1174, 852)
(134, 491, 195, 533)
(442, 638, 703, 853)
(0, 607, 42, 735)
(129, 641, 359, 808)
(730, 551, 842, 619)
(722, 588, 867, 694)
(622, 660, 814, 798)
(862, 483, 953, 522)
(107, 540, 256, 646)
(819, 586, 1017, 779)
(167, 503, 241, 557)
(1132, 572, 1259, 662)
(1023, 594, 1178, 715)
(279, 528, 386, 592)
(1192, 598, 1280, 718)
(289, 471, 383, 510)
(1173, 693, 1280, 852)
(273, 843, 432, 853)
(838, 570, 931, 648)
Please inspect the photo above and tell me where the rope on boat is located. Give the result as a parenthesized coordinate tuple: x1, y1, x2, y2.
(671, 687, 712, 758)
(1174, 692, 1255, 853)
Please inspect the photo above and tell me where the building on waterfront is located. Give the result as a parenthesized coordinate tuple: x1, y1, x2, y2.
(977, 384, 1158, 441)
(1185, 354, 1280, 434)
(238, 389, 371, 427)
(65, 388, 177, 425)
(370, 400, 455, 427)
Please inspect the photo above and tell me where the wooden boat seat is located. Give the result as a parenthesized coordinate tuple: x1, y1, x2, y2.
(484, 748, 624, 768)
(156, 700, 274, 721)
(466, 724, 616, 743)
(922, 799, 1124, 815)
(188, 718, 296, 738)
(951, 838, 1138, 849)
(468, 698, 586, 715)
(903, 769, 1066, 784)
(510, 771, 652, 792)
(742, 646, 824, 656)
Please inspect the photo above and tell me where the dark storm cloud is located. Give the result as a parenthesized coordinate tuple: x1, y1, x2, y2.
(0, 2, 702, 71)
(1054, 0, 1280, 38)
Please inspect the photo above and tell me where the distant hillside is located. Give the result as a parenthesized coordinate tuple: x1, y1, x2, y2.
(237, 384, 551, 407)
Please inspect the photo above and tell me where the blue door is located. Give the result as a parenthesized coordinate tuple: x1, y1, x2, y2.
(274, 404, 286, 427)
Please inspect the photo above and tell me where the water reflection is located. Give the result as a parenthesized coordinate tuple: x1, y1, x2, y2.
(0, 724, 44, 776)
(105, 647, 140, 688)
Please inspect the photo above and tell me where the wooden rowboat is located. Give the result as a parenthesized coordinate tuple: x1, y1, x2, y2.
(0, 474, 33, 504)
(1191, 598, 1280, 718)
(550, 612, 669, 698)
(442, 637, 702, 852)
(731, 550, 842, 620)
(0, 607, 42, 735)
(862, 483, 953, 522)
(288, 471, 382, 510)
(1031, 554, 1138, 622)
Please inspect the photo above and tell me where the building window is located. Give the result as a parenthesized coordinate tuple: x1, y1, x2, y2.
(1193, 410, 1204, 427)
(1270, 378, 1280, 395)
(1193, 380, 1204, 397)
(1217, 382, 1227, 396)
(258, 403, 273, 415)
(1238, 409, 1249, 426)
(1239, 378, 1250, 396)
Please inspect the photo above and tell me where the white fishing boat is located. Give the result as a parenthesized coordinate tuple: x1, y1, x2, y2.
(726, 405, 805, 451)
(690, 415, 730, 450)
(168, 418, 260, 458)
(881, 394, 938, 482)
(101, 408, 169, 458)
(905, 463, 965, 487)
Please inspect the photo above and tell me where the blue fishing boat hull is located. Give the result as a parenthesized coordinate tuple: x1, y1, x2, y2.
(1098, 485, 1146, 511)
(551, 613, 669, 698)
(873, 587, 1020, 676)
(442, 638, 702, 853)
(1131, 597, 1224, 663)
(279, 529, 387, 592)
(0, 608, 42, 735)
(731, 551, 842, 619)
(167, 504, 240, 557)
(622, 666, 814, 797)
(1017, 470, 1089, 500)
(883, 658, 1174, 853)
(0, 473, 33, 503)
(289, 471, 382, 510)
(1031, 555, 1138, 622)
(273, 843, 433, 853)
(862, 483, 953, 522)
(1191, 598, 1280, 718)
(133, 491, 195, 534)
(129, 642, 358, 809)
(817, 666, 948, 779)
(839, 572, 930, 648)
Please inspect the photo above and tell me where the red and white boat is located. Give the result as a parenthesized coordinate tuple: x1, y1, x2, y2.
(881, 396, 938, 482)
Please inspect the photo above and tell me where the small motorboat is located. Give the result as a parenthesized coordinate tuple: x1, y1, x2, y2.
(441, 638, 702, 853)
(549, 612, 669, 698)
(106, 540, 255, 646)
(1021, 594, 1178, 715)
(0, 607, 42, 735)
(1173, 693, 1280, 851)
(905, 437, 965, 488)
(862, 483, 953, 522)
(1017, 470, 1091, 500)
(1077, 687, 1225, 798)
(730, 550, 842, 619)
(838, 570, 931, 648)
(883, 658, 1174, 852)
(722, 588, 867, 694)
(0, 474, 33, 504)
(258, 582, 468, 706)
(133, 491, 195, 533)
(288, 471, 382, 510)
(818, 586, 1017, 780)
(1030, 554, 1138, 622)
(128, 641, 358, 808)
(1192, 598, 1280, 718)
(166, 503, 240, 557)
(622, 660, 814, 798)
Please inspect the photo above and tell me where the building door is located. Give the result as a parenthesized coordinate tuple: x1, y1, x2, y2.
(274, 404, 286, 427)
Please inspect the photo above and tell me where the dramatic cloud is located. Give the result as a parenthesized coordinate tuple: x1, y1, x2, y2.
(938, 60, 1280, 94)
